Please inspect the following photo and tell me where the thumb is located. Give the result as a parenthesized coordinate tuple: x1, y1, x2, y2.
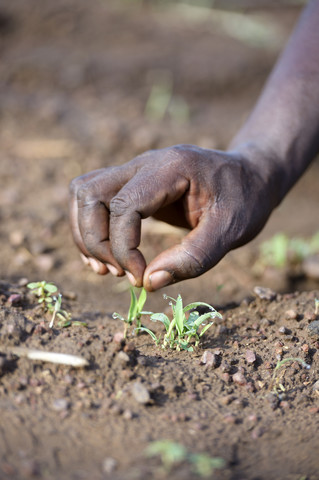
(143, 215, 226, 291)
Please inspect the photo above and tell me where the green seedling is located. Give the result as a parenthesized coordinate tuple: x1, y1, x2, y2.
(145, 440, 225, 477)
(259, 231, 319, 269)
(27, 281, 58, 306)
(112, 287, 150, 338)
(138, 294, 222, 352)
(315, 298, 319, 316)
(271, 357, 310, 394)
(28, 281, 85, 329)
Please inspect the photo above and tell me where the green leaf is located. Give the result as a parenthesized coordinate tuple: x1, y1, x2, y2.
(128, 288, 138, 323)
(150, 313, 170, 331)
(193, 312, 216, 330)
(145, 440, 187, 469)
(190, 453, 225, 477)
(136, 327, 159, 343)
(199, 322, 214, 337)
(137, 287, 147, 312)
(174, 295, 184, 336)
(44, 283, 58, 293)
(27, 282, 40, 290)
(72, 321, 88, 327)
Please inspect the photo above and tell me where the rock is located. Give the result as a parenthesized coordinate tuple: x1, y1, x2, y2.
(113, 331, 125, 344)
(278, 326, 290, 335)
(233, 372, 247, 386)
(7, 294, 22, 306)
(52, 398, 69, 411)
(131, 381, 151, 404)
(200, 350, 219, 368)
(307, 321, 319, 338)
(116, 351, 130, 364)
(245, 350, 256, 364)
(102, 457, 118, 474)
(285, 309, 298, 320)
(253, 286, 277, 301)
(251, 426, 265, 439)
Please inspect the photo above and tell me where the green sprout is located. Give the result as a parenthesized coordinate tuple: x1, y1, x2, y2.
(145, 440, 225, 477)
(27, 281, 58, 306)
(28, 281, 86, 329)
(112, 287, 150, 338)
(259, 231, 319, 269)
(138, 294, 222, 352)
(271, 357, 310, 394)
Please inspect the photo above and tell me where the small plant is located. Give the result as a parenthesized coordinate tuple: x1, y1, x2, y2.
(271, 357, 310, 394)
(138, 294, 222, 352)
(145, 439, 225, 477)
(27, 281, 58, 306)
(112, 287, 150, 338)
(258, 231, 319, 269)
(27, 281, 86, 329)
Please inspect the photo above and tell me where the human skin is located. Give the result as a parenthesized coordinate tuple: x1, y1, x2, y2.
(69, 0, 319, 291)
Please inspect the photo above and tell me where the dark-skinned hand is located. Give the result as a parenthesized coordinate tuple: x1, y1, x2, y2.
(69, 145, 275, 291)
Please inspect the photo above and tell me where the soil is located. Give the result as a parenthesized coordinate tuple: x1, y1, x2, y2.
(0, 1, 319, 479)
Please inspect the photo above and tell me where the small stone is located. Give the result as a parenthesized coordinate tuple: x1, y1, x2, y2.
(251, 426, 265, 439)
(123, 341, 136, 353)
(102, 457, 118, 474)
(113, 331, 125, 344)
(116, 351, 130, 363)
(220, 395, 234, 406)
(285, 309, 298, 320)
(301, 344, 309, 354)
(122, 409, 134, 420)
(199, 350, 219, 369)
(245, 350, 256, 364)
(253, 286, 277, 301)
(223, 414, 238, 424)
(278, 326, 289, 335)
(131, 382, 151, 404)
(52, 398, 69, 411)
(266, 393, 279, 410)
(7, 294, 22, 306)
(308, 321, 319, 338)
(233, 372, 247, 386)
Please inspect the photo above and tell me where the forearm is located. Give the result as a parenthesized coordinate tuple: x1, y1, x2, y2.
(229, 0, 319, 207)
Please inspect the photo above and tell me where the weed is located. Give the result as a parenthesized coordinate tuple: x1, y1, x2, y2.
(145, 439, 225, 477)
(27, 281, 86, 329)
(112, 287, 150, 338)
(270, 357, 310, 394)
(138, 294, 222, 352)
(258, 231, 319, 269)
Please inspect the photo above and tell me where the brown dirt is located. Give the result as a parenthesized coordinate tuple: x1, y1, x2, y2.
(0, 1, 319, 479)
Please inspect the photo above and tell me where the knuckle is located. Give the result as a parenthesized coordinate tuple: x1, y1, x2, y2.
(69, 177, 82, 196)
(76, 183, 97, 207)
(109, 195, 131, 217)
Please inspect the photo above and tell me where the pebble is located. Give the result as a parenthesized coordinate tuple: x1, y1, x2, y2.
(233, 372, 247, 386)
(251, 426, 265, 439)
(223, 414, 238, 424)
(307, 321, 319, 338)
(131, 381, 151, 404)
(245, 350, 256, 364)
(52, 398, 69, 412)
(102, 457, 118, 475)
(116, 351, 130, 364)
(122, 409, 134, 420)
(199, 350, 219, 368)
(113, 331, 125, 344)
(278, 326, 290, 335)
(285, 309, 298, 320)
(7, 293, 22, 306)
(253, 286, 277, 301)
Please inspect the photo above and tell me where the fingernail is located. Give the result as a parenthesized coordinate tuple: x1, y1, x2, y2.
(80, 253, 90, 266)
(149, 271, 173, 290)
(106, 263, 120, 277)
(125, 271, 137, 286)
(89, 258, 103, 273)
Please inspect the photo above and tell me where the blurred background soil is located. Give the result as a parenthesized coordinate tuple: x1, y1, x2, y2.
(0, 1, 319, 479)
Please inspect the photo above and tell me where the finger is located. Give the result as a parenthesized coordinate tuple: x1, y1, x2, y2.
(109, 169, 189, 286)
(143, 213, 227, 291)
(76, 166, 139, 276)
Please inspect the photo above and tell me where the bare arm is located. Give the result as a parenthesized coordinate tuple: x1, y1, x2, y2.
(69, 1, 319, 291)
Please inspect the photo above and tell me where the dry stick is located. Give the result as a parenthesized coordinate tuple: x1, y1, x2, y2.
(10, 347, 89, 368)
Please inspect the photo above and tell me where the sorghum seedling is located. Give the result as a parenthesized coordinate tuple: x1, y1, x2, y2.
(139, 294, 222, 352)
(27, 281, 57, 307)
(271, 357, 310, 394)
(112, 287, 150, 338)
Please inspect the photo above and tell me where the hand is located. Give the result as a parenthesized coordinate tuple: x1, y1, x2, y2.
(69, 144, 275, 291)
